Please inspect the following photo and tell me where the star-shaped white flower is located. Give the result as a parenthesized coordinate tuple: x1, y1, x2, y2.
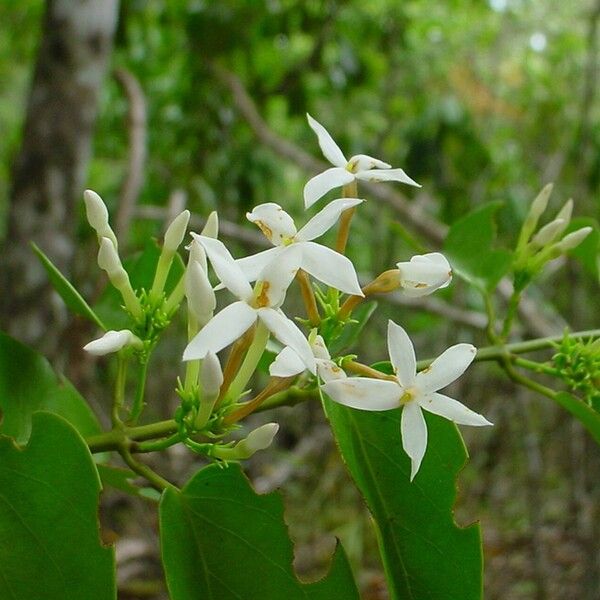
(303, 114, 421, 208)
(183, 235, 316, 374)
(270, 334, 346, 382)
(396, 252, 452, 297)
(238, 198, 364, 296)
(322, 320, 492, 480)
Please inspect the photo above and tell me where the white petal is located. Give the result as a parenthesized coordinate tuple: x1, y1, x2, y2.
(306, 113, 347, 167)
(236, 247, 286, 283)
(322, 378, 400, 411)
(185, 260, 216, 325)
(356, 167, 421, 187)
(387, 321, 416, 387)
(83, 330, 137, 356)
(316, 359, 347, 382)
(418, 392, 492, 427)
(300, 242, 363, 296)
(183, 301, 256, 361)
(256, 245, 302, 308)
(347, 154, 391, 172)
(296, 197, 364, 241)
(311, 335, 331, 360)
(303, 168, 355, 208)
(200, 211, 219, 238)
(269, 346, 306, 378)
(191, 234, 253, 302)
(257, 308, 316, 374)
(246, 203, 297, 244)
(200, 351, 224, 397)
(396, 256, 452, 297)
(187, 238, 207, 272)
(410, 252, 452, 289)
(416, 343, 477, 394)
(401, 402, 428, 481)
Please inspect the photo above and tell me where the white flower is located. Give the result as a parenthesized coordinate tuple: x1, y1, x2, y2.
(303, 114, 420, 208)
(322, 320, 491, 481)
(84, 189, 118, 248)
(185, 256, 216, 326)
(396, 252, 452, 297)
(183, 235, 316, 374)
(83, 329, 142, 356)
(270, 334, 346, 382)
(239, 198, 364, 296)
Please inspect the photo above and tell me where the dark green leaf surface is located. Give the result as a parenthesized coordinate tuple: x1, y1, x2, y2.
(31, 242, 106, 330)
(444, 202, 512, 291)
(554, 391, 600, 444)
(0, 412, 115, 599)
(97, 464, 161, 501)
(0, 332, 101, 443)
(160, 463, 360, 600)
(323, 397, 483, 600)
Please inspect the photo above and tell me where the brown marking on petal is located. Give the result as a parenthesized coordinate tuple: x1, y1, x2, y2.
(414, 282, 428, 288)
(254, 281, 271, 308)
(420, 365, 432, 374)
(255, 220, 273, 242)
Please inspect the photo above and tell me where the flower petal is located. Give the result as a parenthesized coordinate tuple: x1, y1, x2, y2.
(236, 247, 286, 283)
(306, 113, 347, 168)
(311, 334, 331, 360)
(303, 168, 355, 208)
(256, 245, 303, 308)
(416, 343, 477, 394)
(83, 330, 137, 356)
(396, 255, 452, 297)
(191, 234, 253, 302)
(401, 402, 428, 481)
(316, 359, 347, 382)
(322, 378, 400, 411)
(296, 197, 364, 242)
(300, 242, 363, 296)
(269, 346, 306, 378)
(258, 308, 316, 373)
(410, 252, 452, 289)
(387, 320, 416, 387)
(347, 154, 391, 172)
(418, 392, 492, 427)
(183, 301, 256, 361)
(246, 203, 297, 245)
(356, 167, 420, 187)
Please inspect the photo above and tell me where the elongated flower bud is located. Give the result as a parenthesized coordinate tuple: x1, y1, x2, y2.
(554, 199, 573, 226)
(83, 329, 142, 356)
(164, 210, 191, 254)
(517, 183, 553, 252)
(185, 260, 216, 326)
(200, 351, 223, 399)
(554, 227, 593, 252)
(84, 190, 118, 248)
(201, 211, 219, 238)
(236, 423, 279, 457)
(531, 218, 566, 249)
(188, 238, 207, 272)
(396, 253, 452, 297)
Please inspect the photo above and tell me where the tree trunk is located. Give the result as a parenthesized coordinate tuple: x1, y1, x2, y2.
(1, 0, 119, 351)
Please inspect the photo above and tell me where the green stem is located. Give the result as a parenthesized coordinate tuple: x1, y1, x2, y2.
(118, 442, 175, 491)
(513, 357, 559, 377)
(129, 359, 149, 424)
(136, 433, 184, 453)
(484, 293, 499, 344)
(87, 419, 178, 453)
(500, 289, 522, 341)
(500, 357, 558, 401)
(112, 356, 129, 426)
(225, 321, 270, 402)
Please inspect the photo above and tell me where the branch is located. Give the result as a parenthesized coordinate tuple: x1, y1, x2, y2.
(114, 67, 147, 246)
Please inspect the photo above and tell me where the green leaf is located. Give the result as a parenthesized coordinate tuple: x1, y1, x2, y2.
(330, 300, 378, 355)
(322, 397, 483, 600)
(31, 242, 105, 330)
(443, 202, 512, 291)
(564, 217, 599, 281)
(554, 391, 600, 444)
(0, 332, 102, 443)
(159, 463, 360, 600)
(0, 412, 115, 599)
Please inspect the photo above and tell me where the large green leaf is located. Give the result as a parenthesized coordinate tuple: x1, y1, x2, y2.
(443, 202, 512, 291)
(564, 217, 599, 281)
(159, 463, 360, 600)
(0, 332, 102, 443)
(31, 242, 106, 330)
(322, 397, 483, 600)
(0, 412, 115, 599)
(554, 391, 600, 444)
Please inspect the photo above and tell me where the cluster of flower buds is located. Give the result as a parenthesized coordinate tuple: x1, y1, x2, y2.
(514, 183, 592, 289)
(81, 114, 496, 477)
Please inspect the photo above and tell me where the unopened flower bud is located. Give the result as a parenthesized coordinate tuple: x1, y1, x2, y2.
(237, 423, 279, 457)
(531, 218, 566, 249)
(188, 238, 207, 272)
(528, 183, 553, 224)
(201, 211, 219, 238)
(554, 227, 593, 252)
(185, 260, 216, 326)
(84, 190, 118, 249)
(83, 329, 142, 356)
(396, 252, 452, 297)
(164, 210, 191, 254)
(363, 269, 401, 295)
(554, 199, 573, 226)
(199, 351, 223, 399)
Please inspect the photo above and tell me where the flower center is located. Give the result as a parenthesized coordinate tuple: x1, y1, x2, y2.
(251, 280, 271, 308)
(399, 387, 417, 405)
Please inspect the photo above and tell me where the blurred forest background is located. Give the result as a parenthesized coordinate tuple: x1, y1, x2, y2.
(1, 1, 599, 598)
